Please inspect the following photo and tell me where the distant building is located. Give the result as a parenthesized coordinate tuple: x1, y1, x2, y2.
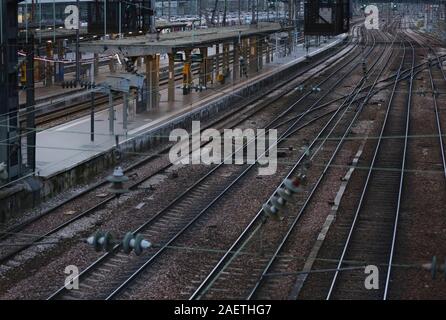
(18, 1, 155, 33)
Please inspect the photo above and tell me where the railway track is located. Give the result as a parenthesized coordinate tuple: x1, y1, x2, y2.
(7, 49, 378, 267)
(43, 26, 369, 300)
(291, 24, 446, 300)
(380, 25, 446, 299)
(188, 28, 399, 301)
(51, 27, 400, 301)
(0, 29, 361, 294)
(407, 29, 446, 180)
(324, 32, 415, 300)
(43, 26, 445, 301)
(245, 30, 399, 301)
(4, 21, 444, 300)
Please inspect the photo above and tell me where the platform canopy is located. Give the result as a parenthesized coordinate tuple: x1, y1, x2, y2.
(78, 22, 289, 57)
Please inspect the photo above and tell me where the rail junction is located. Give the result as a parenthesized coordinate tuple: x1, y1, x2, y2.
(0, 0, 445, 300)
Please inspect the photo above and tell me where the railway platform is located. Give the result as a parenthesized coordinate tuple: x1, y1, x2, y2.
(19, 48, 215, 106)
(35, 35, 346, 178)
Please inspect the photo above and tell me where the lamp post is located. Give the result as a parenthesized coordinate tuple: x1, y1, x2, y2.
(168, 0, 171, 22)
(104, 0, 107, 38)
(25, 1, 28, 43)
(39, 0, 41, 43)
(53, 0, 56, 44)
(119, 0, 122, 38)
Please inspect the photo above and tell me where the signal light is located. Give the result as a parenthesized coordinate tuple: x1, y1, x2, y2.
(262, 176, 306, 221)
(86, 231, 152, 255)
(122, 232, 152, 256)
(86, 231, 115, 252)
(107, 166, 129, 195)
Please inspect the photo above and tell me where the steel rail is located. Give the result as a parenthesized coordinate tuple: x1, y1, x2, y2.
(324, 32, 412, 300)
(4, 28, 438, 268)
(1, 33, 357, 266)
(411, 31, 446, 182)
(246, 31, 398, 300)
(188, 31, 385, 300)
(383, 32, 415, 300)
(47, 27, 367, 300)
(430, 57, 446, 182)
(104, 29, 377, 300)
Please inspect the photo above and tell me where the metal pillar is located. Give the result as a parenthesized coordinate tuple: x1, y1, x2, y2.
(146, 54, 160, 107)
(109, 57, 116, 74)
(249, 37, 258, 75)
(147, 55, 153, 108)
(215, 44, 220, 80)
(25, 35, 35, 173)
(55, 39, 65, 83)
(258, 36, 263, 70)
(223, 43, 230, 76)
(45, 41, 53, 86)
(233, 40, 240, 81)
(168, 52, 175, 102)
(265, 37, 271, 64)
(145, 55, 151, 109)
(149, 0, 156, 33)
(94, 53, 99, 77)
(288, 30, 293, 55)
(34, 58, 41, 82)
(108, 90, 114, 134)
(153, 54, 160, 107)
(270, 38, 274, 62)
(182, 49, 192, 95)
(242, 37, 249, 76)
(206, 50, 212, 84)
(90, 92, 95, 142)
(104, 0, 107, 37)
(75, 0, 80, 83)
(199, 47, 208, 88)
(123, 92, 128, 133)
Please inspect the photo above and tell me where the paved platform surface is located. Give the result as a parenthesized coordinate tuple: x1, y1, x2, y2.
(35, 36, 346, 178)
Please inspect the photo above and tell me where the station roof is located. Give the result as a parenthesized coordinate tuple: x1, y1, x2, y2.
(78, 22, 289, 57)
